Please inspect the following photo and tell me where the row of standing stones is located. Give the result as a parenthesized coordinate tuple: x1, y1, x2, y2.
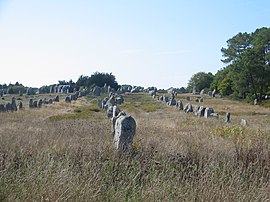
(1, 88, 137, 151)
(0, 88, 92, 112)
(97, 93, 136, 152)
(149, 90, 248, 127)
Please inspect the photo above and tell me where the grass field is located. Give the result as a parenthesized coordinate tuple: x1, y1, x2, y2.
(0, 93, 270, 201)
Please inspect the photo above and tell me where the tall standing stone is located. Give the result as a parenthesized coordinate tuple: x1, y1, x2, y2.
(38, 99, 43, 108)
(29, 99, 34, 108)
(93, 87, 101, 96)
(204, 108, 214, 118)
(176, 100, 183, 110)
(225, 112, 231, 123)
(11, 97, 17, 111)
(113, 114, 136, 151)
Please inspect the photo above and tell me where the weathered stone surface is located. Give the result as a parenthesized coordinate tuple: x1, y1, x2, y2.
(11, 97, 17, 111)
(163, 96, 169, 104)
(225, 112, 231, 123)
(200, 89, 205, 95)
(93, 87, 101, 96)
(33, 101, 38, 108)
(18, 101, 23, 110)
(65, 96, 71, 103)
(168, 98, 176, 106)
(106, 105, 113, 118)
(113, 105, 121, 118)
(240, 119, 247, 126)
(29, 99, 34, 108)
(254, 99, 258, 105)
(195, 97, 203, 102)
(98, 99, 103, 109)
(115, 96, 124, 105)
(38, 99, 43, 108)
(197, 106, 206, 117)
(184, 103, 193, 113)
(0, 104, 6, 112)
(5, 102, 11, 112)
(176, 100, 183, 110)
(204, 108, 214, 118)
(53, 95, 59, 102)
(48, 99, 53, 104)
(212, 89, 217, 97)
(193, 105, 200, 116)
(113, 114, 136, 151)
(210, 113, 219, 119)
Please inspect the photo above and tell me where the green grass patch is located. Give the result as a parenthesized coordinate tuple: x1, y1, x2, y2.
(121, 93, 164, 113)
(260, 101, 270, 108)
(48, 105, 101, 121)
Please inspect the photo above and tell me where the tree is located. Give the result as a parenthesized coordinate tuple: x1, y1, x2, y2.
(187, 72, 214, 92)
(76, 72, 119, 90)
(221, 27, 270, 100)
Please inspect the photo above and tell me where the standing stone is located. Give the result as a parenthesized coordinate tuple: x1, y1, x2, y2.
(113, 114, 136, 151)
(98, 99, 103, 109)
(0, 104, 5, 112)
(113, 105, 120, 118)
(197, 106, 206, 117)
(65, 96, 71, 103)
(176, 100, 183, 110)
(5, 102, 12, 112)
(116, 96, 124, 105)
(163, 96, 169, 104)
(204, 108, 214, 118)
(186, 96, 190, 101)
(93, 87, 101, 96)
(11, 97, 17, 111)
(225, 112, 231, 123)
(33, 101, 38, 108)
(18, 101, 23, 110)
(53, 95, 59, 102)
(212, 89, 217, 97)
(193, 105, 200, 116)
(254, 99, 258, 105)
(168, 98, 176, 106)
(29, 99, 34, 108)
(38, 99, 43, 108)
(106, 105, 114, 118)
(200, 89, 205, 95)
(240, 119, 247, 126)
(184, 103, 193, 113)
(48, 99, 53, 104)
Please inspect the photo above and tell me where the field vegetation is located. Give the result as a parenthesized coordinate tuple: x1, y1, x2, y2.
(0, 93, 270, 201)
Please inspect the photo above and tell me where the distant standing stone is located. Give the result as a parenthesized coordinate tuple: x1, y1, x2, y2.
(240, 119, 247, 126)
(225, 112, 231, 123)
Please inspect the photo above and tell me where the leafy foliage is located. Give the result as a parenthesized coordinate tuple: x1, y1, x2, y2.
(187, 72, 214, 92)
(76, 72, 119, 90)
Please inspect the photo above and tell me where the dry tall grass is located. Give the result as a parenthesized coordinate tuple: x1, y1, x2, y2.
(0, 93, 270, 201)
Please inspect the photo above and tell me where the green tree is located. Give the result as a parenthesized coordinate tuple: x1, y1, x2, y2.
(221, 27, 270, 100)
(188, 72, 214, 92)
(76, 72, 119, 90)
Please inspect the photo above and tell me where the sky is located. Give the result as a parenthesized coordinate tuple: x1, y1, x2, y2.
(0, 0, 270, 89)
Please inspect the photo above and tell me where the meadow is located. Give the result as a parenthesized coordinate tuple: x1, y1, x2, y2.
(0, 93, 270, 201)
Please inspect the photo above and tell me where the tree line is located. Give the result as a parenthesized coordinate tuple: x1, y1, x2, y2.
(0, 72, 119, 94)
(188, 27, 270, 102)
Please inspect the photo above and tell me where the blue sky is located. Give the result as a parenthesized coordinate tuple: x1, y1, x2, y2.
(0, 0, 270, 88)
